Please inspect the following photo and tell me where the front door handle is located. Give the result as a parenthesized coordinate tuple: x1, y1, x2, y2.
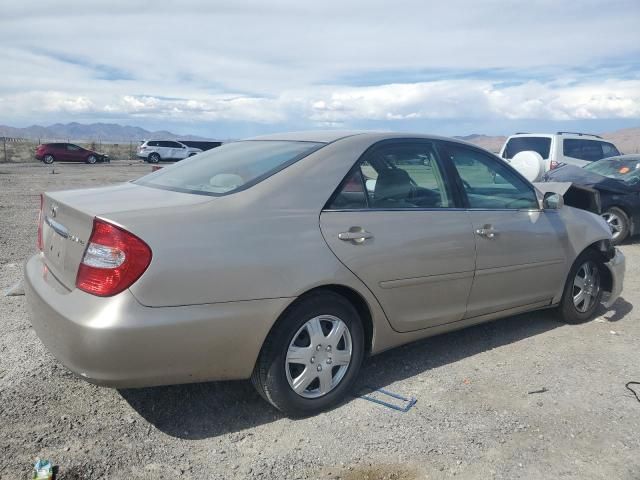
(338, 227, 374, 244)
(475, 224, 497, 239)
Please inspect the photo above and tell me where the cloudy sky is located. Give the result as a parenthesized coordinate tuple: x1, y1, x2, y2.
(1, 0, 639, 137)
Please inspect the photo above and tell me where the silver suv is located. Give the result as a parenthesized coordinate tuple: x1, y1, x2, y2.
(137, 140, 202, 163)
(500, 132, 621, 171)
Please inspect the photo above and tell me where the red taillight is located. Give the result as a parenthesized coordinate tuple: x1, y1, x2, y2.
(76, 218, 152, 297)
(550, 160, 559, 170)
(37, 194, 44, 251)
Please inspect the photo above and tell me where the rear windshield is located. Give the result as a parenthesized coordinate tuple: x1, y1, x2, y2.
(503, 137, 552, 159)
(134, 140, 324, 196)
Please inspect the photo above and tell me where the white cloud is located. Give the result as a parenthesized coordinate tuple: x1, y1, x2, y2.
(0, 0, 638, 132)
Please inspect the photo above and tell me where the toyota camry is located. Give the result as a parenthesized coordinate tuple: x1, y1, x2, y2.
(25, 131, 625, 416)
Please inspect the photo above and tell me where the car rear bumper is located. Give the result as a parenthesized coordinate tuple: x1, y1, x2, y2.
(603, 248, 625, 308)
(24, 253, 290, 388)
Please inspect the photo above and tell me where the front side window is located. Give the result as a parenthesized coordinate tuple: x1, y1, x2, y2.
(67, 144, 80, 151)
(440, 143, 538, 210)
(601, 142, 620, 158)
(503, 137, 552, 159)
(328, 142, 453, 209)
(135, 140, 323, 196)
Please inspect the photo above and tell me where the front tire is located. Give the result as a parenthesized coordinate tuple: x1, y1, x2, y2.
(601, 207, 629, 245)
(148, 153, 161, 163)
(557, 250, 604, 324)
(43, 154, 54, 164)
(86, 155, 97, 164)
(252, 291, 364, 416)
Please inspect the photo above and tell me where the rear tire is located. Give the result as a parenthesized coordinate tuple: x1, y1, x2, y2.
(148, 153, 161, 164)
(557, 249, 604, 324)
(43, 154, 54, 164)
(252, 291, 364, 417)
(601, 207, 629, 245)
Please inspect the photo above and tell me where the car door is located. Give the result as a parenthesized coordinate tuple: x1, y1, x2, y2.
(438, 141, 567, 318)
(156, 141, 172, 159)
(65, 144, 84, 162)
(320, 140, 476, 333)
(54, 144, 70, 161)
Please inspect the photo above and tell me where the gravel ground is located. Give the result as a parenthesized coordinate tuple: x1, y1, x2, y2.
(1, 161, 639, 480)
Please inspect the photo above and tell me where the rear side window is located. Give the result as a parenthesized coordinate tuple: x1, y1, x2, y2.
(503, 137, 552, 159)
(563, 139, 607, 162)
(135, 140, 324, 196)
(328, 141, 453, 210)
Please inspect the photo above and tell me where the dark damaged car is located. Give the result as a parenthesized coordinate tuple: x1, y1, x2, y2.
(544, 155, 640, 244)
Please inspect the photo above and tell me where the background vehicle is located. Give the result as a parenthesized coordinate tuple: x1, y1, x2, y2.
(35, 143, 110, 164)
(544, 154, 640, 244)
(25, 132, 624, 416)
(137, 140, 202, 163)
(500, 132, 621, 172)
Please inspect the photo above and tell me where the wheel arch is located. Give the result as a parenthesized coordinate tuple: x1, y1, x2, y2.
(584, 240, 614, 293)
(259, 284, 375, 362)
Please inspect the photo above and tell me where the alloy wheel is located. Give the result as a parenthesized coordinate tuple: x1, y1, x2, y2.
(285, 315, 352, 399)
(601, 212, 623, 241)
(572, 260, 601, 313)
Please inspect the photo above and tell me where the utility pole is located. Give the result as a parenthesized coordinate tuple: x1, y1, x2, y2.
(2, 137, 6, 163)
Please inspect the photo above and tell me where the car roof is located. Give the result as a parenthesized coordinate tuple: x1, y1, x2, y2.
(245, 130, 483, 148)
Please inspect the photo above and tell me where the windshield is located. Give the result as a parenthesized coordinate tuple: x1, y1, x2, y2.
(134, 140, 324, 196)
(584, 157, 640, 183)
(503, 137, 552, 159)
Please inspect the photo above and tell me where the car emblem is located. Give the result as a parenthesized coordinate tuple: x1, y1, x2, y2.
(50, 205, 58, 218)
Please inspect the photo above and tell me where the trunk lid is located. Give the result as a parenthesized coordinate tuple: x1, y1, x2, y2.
(41, 182, 212, 290)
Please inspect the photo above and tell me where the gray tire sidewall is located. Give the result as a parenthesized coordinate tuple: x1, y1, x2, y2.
(559, 250, 604, 324)
(43, 154, 54, 164)
(256, 292, 364, 416)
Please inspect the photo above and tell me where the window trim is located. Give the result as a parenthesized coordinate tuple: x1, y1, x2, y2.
(323, 138, 461, 211)
(436, 140, 542, 211)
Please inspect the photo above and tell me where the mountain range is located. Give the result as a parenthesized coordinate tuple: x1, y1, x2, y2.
(0, 122, 214, 142)
(0, 122, 637, 153)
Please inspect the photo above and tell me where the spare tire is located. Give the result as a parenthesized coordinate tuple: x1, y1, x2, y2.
(509, 151, 545, 182)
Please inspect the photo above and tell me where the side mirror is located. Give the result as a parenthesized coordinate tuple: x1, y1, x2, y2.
(543, 192, 564, 210)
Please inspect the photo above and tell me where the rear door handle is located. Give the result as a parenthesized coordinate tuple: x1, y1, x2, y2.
(338, 228, 374, 244)
(475, 224, 497, 239)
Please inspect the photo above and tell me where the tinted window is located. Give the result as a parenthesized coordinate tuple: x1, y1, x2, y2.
(329, 169, 368, 209)
(441, 143, 538, 209)
(563, 139, 605, 161)
(135, 140, 323, 196)
(602, 142, 620, 158)
(503, 137, 552, 159)
(66, 144, 80, 151)
(158, 141, 175, 148)
(329, 142, 453, 209)
(148, 141, 160, 147)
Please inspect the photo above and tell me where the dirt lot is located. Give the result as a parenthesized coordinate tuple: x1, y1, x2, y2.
(1, 161, 639, 480)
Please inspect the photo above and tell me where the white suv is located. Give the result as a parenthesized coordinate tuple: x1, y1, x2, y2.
(137, 140, 202, 163)
(499, 132, 621, 171)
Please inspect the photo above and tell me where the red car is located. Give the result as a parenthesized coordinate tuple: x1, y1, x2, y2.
(35, 143, 110, 164)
